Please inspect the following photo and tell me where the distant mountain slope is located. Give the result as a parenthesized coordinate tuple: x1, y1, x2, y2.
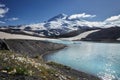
(81, 27, 120, 41)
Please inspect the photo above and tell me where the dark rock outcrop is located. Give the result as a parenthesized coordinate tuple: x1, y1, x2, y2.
(0, 40, 9, 50)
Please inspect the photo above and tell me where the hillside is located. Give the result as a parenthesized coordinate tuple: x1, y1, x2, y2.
(81, 27, 120, 41)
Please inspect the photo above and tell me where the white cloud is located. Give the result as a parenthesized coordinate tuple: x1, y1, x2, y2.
(75, 14, 120, 28)
(105, 15, 120, 22)
(104, 15, 120, 27)
(67, 13, 120, 27)
(83, 21, 105, 27)
(0, 8, 9, 18)
(0, 4, 5, 7)
(67, 14, 120, 28)
(68, 13, 96, 20)
(0, 21, 5, 24)
(6, 17, 19, 21)
(0, 4, 9, 18)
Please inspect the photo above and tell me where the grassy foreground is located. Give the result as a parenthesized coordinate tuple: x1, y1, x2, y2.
(0, 50, 76, 80)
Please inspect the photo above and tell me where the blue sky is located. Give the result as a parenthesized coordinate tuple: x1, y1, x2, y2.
(0, 0, 120, 26)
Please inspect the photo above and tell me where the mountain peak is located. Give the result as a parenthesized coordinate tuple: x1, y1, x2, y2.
(48, 13, 68, 22)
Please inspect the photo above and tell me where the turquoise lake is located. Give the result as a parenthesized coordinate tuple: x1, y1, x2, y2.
(44, 40, 120, 80)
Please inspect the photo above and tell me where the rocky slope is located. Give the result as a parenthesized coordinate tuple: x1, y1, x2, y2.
(3, 39, 66, 58)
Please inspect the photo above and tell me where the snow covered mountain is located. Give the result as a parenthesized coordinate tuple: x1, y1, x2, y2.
(0, 13, 120, 37)
(20, 13, 100, 37)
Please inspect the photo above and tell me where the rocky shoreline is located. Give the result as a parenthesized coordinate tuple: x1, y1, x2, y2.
(0, 39, 101, 80)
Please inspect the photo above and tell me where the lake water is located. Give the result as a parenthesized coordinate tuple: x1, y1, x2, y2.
(44, 40, 120, 80)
